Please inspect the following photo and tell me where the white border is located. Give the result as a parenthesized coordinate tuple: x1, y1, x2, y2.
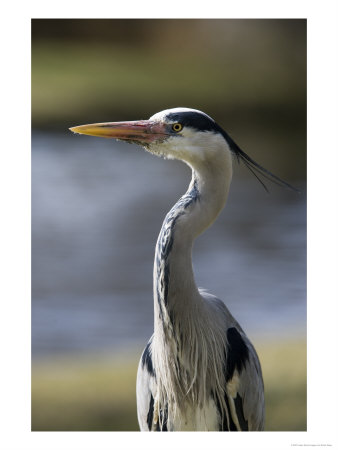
(1, 1, 338, 449)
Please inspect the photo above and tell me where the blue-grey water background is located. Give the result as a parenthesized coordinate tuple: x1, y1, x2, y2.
(32, 132, 306, 360)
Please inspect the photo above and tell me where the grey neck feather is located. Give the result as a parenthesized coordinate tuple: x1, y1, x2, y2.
(153, 174, 199, 325)
(151, 149, 233, 428)
(153, 163, 231, 334)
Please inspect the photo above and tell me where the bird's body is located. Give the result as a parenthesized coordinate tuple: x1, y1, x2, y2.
(70, 107, 296, 431)
(136, 113, 263, 430)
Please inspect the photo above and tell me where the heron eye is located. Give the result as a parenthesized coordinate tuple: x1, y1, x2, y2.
(172, 123, 183, 132)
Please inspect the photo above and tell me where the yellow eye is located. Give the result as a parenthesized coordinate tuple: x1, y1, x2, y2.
(172, 123, 183, 132)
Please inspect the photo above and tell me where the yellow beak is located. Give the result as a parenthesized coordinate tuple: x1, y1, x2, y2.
(69, 120, 169, 145)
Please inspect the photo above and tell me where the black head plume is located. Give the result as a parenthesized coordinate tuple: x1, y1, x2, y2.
(221, 129, 300, 193)
(163, 108, 299, 193)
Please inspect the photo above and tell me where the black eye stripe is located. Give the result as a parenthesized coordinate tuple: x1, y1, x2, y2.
(166, 111, 217, 132)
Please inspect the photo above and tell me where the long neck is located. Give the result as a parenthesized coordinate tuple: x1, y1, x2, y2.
(153, 155, 232, 336)
(151, 151, 232, 427)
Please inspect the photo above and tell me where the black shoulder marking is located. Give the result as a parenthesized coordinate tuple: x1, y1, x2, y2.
(147, 395, 168, 432)
(226, 327, 249, 382)
(212, 391, 236, 431)
(234, 394, 249, 431)
(141, 340, 155, 377)
(147, 394, 154, 430)
(156, 406, 168, 431)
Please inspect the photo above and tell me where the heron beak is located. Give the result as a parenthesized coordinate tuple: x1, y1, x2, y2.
(69, 120, 169, 144)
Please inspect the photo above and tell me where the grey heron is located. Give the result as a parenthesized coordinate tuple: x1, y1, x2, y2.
(70, 107, 297, 431)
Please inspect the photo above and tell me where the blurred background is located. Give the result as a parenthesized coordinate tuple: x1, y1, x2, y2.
(31, 19, 306, 431)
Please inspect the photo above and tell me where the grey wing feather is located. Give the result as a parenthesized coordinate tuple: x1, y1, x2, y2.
(226, 333, 265, 431)
(200, 290, 265, 431)
(136, 336, 157, 431)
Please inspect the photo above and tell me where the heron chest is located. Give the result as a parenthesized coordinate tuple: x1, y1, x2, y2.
(169, 397, 220, 431)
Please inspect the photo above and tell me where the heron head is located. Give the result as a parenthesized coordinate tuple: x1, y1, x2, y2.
(69, 107, 231, 167)
(70, 107, 299, 192)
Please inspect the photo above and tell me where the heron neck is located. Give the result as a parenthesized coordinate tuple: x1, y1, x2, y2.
(153, 160, 232, 333)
